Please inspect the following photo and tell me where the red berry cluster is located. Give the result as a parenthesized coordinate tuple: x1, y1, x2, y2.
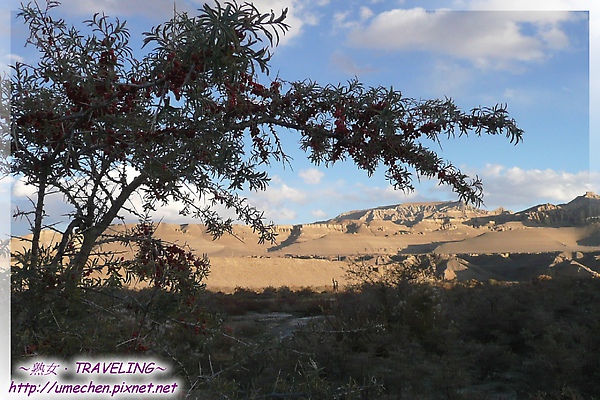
(399, 122, 419, 139)
(127, 223, 209, 291)
(64, 81, 91, 113)
(333, 106, 349, 136)
(99, 47, 117, 68)
(16, 109, 67, 158)
(152, 50, 208, 101)
(419, 122, 440, 135)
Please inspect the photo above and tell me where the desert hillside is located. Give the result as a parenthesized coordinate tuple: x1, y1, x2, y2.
(11, 192, 600, 291)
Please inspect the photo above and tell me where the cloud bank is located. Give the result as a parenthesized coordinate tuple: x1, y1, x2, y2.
(10, 152, 597, 235)
(44, 0, 327, 46)
(345, 9, 579, 70)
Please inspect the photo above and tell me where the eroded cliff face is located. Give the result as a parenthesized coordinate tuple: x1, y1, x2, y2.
(14, 193, 600, 264)
(248, 194, 600, 257)
(346, 192, 600, 229)
(516, 192, 600, 226)
(330, 201, 500, 227)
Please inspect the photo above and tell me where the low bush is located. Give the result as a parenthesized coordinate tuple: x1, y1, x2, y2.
(12, 265, 600, 399)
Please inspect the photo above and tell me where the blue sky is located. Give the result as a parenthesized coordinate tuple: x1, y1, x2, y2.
(2, 0, 599, 234)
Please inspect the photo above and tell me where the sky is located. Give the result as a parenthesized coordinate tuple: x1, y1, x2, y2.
(2, 0, 599, 236)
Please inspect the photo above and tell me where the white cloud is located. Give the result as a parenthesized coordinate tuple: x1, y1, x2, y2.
(247, 181, 307, 221)
(346, 8, 578, 71)
(352, 182, 431, 204)
(466, 0, 587, 11)
(250, 0, 312, 42)
(238, 179, 304, 222)
(12, 177, 36, 198)
(351, 164, 594, 213)
(270, 183, 306, 203)
(0, 177, 10, 197)
(268, 207, 297, 221)
(476, 164, 596, 209)
(482, 163, 505, 178)
(360, 7, 375, 21)
(333, 11, 353, 29)
(298, 168, 325, 185)
(237, 0, 332, 44)
(311, 209, 328, 219)
(333, 7, 375, 30)
(47, 0, 186, 20)
(311, 165, 599, 219)
(1, 53, 24, 74)
(25, 0, 326, 47)
(503, 88, 517, 99)
(540, 25, 570, 49)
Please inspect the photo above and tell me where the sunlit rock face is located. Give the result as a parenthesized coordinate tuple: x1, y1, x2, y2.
(516, 192, 600, 226)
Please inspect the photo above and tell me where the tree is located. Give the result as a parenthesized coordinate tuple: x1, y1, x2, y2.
(7, 1, 522, 302)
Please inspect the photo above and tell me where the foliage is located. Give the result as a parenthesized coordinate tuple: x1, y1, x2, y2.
(14, 276, 600, 398)
(7, 0, 522, 296)
(193, 277, 600, 399)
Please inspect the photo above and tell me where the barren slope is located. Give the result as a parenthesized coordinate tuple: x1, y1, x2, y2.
(11, 192, 600, 290)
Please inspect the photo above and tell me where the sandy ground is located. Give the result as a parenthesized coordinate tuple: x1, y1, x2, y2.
(204, 257, 348, 292)
(11, 198, 600, 291)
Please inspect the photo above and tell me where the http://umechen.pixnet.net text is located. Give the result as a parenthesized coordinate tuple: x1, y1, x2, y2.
(9, 358, 182, 398)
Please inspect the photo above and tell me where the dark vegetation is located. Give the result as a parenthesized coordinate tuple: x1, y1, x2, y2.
(13, 269, 600, 399)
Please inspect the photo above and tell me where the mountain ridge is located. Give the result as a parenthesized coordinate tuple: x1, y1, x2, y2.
(326, 200, 500, 227)
(319, 192, 600, 228)
(10, 192, 600, 290)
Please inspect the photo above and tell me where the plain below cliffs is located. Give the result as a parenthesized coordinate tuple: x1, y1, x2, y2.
(11, 192, 600, 291)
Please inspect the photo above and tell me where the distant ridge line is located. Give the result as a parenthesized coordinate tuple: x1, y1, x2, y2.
(320, 192, 600, 228)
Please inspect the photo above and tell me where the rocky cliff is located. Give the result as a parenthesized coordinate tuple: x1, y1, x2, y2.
(516, 192, 600, 226)
(330, 200, 499, 227)
(327, 192, 600, 230)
